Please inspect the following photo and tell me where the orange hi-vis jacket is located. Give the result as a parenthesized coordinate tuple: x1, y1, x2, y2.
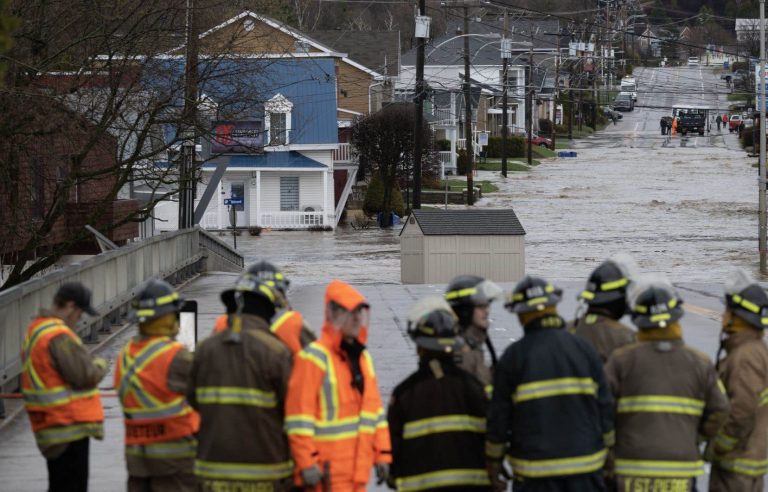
(115, 336, 200, 457)
(285, 322, 392, 490)
(213, 309, 311, 355)
(21, 317, 104, 447)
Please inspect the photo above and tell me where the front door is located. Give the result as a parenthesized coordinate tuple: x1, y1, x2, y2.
(230, 181, 247, 227)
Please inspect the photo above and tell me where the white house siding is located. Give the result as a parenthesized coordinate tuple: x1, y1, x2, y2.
(259, 171, 325, 212)
(297, 150, 334, 168)
(400, 221, 425, 283)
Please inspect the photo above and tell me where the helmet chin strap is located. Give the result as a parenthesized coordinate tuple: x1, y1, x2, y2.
(715, 314, 733, 371)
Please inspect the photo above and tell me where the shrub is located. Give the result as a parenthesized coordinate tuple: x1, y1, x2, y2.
(554, 123, 568, 134)
(457, 150, 470, 175)
(392, 186, 406, 217)
(538, 119, 554, 137)
(482, 135, 526, 158)
(435, 139, 451, 151)
(732, 61, 748, 73)
(363, 174, 384, 215)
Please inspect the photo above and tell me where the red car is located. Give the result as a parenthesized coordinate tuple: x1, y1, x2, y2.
(513, 130, 553, 149)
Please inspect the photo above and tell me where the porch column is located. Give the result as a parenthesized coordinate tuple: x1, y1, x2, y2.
(449, 127, 457, 176)
(256, 171, 261, 227)
(323, 169, 329, 227)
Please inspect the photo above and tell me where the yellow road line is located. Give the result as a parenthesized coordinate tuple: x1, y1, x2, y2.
(683, 303, 721, 321)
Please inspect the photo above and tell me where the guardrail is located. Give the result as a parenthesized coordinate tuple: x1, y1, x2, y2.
(0, 227, 243, 393)
(259, 211, 326, 229)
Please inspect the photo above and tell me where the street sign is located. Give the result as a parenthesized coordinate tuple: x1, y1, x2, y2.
(478, 133, 489, 146)
(224, 197, 244, 206)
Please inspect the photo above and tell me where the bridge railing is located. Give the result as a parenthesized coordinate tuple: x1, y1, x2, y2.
(0, 227, 243, 392)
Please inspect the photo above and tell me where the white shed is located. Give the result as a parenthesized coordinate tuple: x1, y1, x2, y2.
(400, 209, 526, 284)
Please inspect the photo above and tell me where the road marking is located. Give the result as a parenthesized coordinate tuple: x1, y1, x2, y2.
(684, 303, 721, 321)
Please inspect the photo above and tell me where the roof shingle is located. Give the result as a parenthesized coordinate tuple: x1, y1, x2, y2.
(403, 209, 526, 236)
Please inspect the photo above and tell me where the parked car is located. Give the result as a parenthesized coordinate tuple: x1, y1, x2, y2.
(513, 130, 553, 149)
(613, 92, 634, 111)
(729, 114, 742, 132)
(602, 106, 624, 120)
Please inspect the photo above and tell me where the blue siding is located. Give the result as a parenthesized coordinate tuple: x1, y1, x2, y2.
(202, 151, 327, 169)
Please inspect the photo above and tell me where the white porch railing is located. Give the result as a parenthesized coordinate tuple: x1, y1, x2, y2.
(439, 151, 456, 177)
(260, 211, 326, 229)
(457, 138, 466, 150)
(333, 143, 353, 162)
(433, 107, 457, 125)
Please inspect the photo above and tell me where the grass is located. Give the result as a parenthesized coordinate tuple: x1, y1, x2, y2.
(532, 145, 556, 159)
(438, 179, 499, 193)
(476, 158, 540, 171)
(727, 93, 750, 101)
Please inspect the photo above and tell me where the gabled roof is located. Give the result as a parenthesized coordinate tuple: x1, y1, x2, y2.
(736, 19, 765, 31)
(202, 151, 327, 169)
(401, 209, 526, 236)
(186, 11, 385, 79)
(309, 30, 400, 77)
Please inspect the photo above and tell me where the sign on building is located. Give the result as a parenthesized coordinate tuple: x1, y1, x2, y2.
(212, 121, 264, 153)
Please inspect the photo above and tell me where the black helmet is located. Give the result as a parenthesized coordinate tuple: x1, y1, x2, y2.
(407, 297, 464, 353)
(724, 269, 768, 330)
(220, 271, 287, 311)
(246, 260, 290, 296)
(505, 276, 562, 313)
(131, 279, 183, 323)
(580, 261, 630, 305)
(628, 275, 683, 329)
(445, 275, 502, 326)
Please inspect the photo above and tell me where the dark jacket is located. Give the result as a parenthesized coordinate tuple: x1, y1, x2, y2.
(568, 313, 636, 364)
(486, 315, 613, 479)
(605, 336, 729, 480)
(388, 357, 491, 491)
(188, 314, 293, 484)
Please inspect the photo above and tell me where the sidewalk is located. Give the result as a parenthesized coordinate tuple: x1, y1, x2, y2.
(0, 273, 727, 491)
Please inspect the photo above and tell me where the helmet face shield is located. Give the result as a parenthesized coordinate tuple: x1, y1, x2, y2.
(328, 302, 370, 337)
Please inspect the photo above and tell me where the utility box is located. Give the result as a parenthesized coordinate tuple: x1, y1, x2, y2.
(399, 209, 526, 284)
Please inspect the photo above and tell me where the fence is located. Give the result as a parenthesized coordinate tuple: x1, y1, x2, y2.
(259, 211, 326, 229)
(0, 227, 243, 392)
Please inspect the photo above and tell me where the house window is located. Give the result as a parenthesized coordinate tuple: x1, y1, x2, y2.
(280, 176, 299, 211)
(265, 94, 293, 146)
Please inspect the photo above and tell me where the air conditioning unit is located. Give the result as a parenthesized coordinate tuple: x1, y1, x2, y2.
(303, 206, 322, 212)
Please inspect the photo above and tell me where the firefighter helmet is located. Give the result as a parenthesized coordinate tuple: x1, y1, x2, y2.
(627, 275, 683, 329)
(505, 276, 562, 313)
(724, 269, 768, 330)
(246, 260, 290, 296)
(407, 296, 464, 353)
(131, 279, 184, 323)
(579, 258, 633, 305)
(445, 275, 503, 326)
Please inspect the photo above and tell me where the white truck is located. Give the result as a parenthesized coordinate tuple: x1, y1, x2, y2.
(620, 77, 637, 102)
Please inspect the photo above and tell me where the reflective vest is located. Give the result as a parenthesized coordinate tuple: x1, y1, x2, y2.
(115, 336, 199, 451)
(213, 310, 308, 355)
(21, 317, 104, 447)
(285, 326, 391, 488)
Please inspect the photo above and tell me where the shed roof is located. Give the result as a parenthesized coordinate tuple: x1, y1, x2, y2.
(402, 209, 525, 236)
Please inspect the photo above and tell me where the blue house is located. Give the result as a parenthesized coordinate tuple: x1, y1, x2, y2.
(152, 56, 341, 231)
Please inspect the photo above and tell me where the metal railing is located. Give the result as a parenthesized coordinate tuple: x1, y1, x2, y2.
(0, 227, 243, 392)
(259, 211, 326, 229)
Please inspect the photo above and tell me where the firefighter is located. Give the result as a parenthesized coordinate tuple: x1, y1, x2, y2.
(444, 275, 503, 393)
(212, 260, 315, 355)
(115, 279, 199, 491)
(708, 270, 768, 491)
(188, 272, 294, 491)
(387, 296, 491, 491)
(605, 275, 730, 492)
(21, 282, 107, 492)
(569, 256, 637, 364)
(486, 276, 613, 492)
(285, 280, 391, 492)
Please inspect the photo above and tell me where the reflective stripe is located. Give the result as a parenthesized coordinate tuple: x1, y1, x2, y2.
(601, 278, 628, 291)
(484, 385, 493, 399)
(194, 459, 293, 481)
(284, 414, 316, 436)
(732, 294, 760, 313)
(126, 438, 197, 459)
(124, 397, 191, 419)
(23, 322, 68, 389)
(617, 395, 704, 416)
(195, 387, 277, 408)
(270, 311, 293, 334)
(714, 432, 738, 452)
(506, 449, 607, 478)
(403, 415, 485, 440)
(23, 387, 98, 407)
(360, 410, 378, 433)
(580, 291, 596, 300)
(760, 388, 768, 407)
(302, 344, 338, 421)
(513, 377, 598, 403)
(486, 441, 505, 459)
(615, 459, 704, 478)
(35, 422, 104, 447)
(603, 430, 616, 447)
(714, 458, 768, 477)
(117, 338, 175, 403)
(395, 469, 490, 492)
(445, 287, 477, 300)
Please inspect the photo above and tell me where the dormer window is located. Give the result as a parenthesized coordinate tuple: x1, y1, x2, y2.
(265, 94, 293, 146)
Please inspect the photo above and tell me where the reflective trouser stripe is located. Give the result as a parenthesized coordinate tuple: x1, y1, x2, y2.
(713, 458, 768, 477)
(34, 422, 103, 447)
(395, 468, 490, 492)
(506, 449, 607, 478)
(615, 459, 705, 478)
(617, 395, 704, 416)
(714, 432, 738, 452)
(486, 441, 505, 460)
(194, 459, 293, 481)
(195, 387, 277, 408)
(760, 388, 768, 407)
(126, 438, 197, 459)
(403, 415, 485, 439)
(512, 377, 597, 403)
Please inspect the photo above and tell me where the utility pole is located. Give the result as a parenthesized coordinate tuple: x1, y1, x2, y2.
(179, 0, 198, 230)
(412, 0, 427, 210)
(760, 0, 767, 273)
(463, 6, 474, 205)
(527, 27, 533, 166)
(501, 9, 509, 178)
(553, 32, 560, 151)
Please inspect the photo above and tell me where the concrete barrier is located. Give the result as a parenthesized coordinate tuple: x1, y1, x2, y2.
(0, 227, 243, 393)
